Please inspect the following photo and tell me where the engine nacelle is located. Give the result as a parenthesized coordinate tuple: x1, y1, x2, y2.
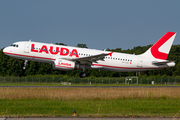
(52, 59, 79, 71)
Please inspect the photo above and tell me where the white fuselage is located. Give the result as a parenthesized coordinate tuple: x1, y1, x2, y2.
(3, 41, 175, 72)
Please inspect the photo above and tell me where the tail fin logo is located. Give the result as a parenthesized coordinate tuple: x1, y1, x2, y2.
(150, 32, 176, 60)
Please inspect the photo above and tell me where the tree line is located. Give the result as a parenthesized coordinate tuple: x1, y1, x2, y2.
(0, 43, 180, 77)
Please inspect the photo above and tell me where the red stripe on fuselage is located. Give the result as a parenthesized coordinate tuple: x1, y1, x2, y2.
(92, 64, 158, 70)
(3, 52, 55, 61)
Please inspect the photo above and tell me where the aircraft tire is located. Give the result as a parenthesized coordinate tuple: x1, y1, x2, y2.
(79, 72, 86, 78)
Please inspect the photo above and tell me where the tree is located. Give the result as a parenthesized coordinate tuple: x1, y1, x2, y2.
(55, 43, 67, 46)
(76, 44, 88, 48)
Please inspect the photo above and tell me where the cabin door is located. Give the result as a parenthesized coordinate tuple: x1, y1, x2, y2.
(24, 42, 30, 53)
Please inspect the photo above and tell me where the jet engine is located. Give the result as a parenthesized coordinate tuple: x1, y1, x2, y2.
(52, 59, 79, 71)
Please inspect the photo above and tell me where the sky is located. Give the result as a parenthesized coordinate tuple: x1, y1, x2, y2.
(0, 0, 180, 50)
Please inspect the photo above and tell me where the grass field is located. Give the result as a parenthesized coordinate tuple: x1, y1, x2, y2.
(1, 87, 180, 100)
(0, 87, 180, 117)
(1, 99, 180, 117)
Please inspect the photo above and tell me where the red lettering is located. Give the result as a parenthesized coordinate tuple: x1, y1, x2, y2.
(61, 63, 71, 66)
(31, 44, 38, 52)
(50, 46, 59, 55)
(69, 49, 79, 57)
(31, 44, 79, 58)
(39, 45, 49, 54)
(60, 48, 69, 56)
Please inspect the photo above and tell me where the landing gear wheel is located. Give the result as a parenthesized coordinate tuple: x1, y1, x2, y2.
(23, 60, 28, 70)
(79, 72, 86, 78)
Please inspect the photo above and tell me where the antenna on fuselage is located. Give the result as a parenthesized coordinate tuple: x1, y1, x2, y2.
(29, 39, 31, 42)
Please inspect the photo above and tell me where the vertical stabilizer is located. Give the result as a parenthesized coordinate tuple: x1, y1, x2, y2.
(142, 32, 176, 60)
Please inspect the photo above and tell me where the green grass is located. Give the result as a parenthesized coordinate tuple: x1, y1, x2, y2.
(0, 83, 180, 87)
(0, 99, 180, 117)
(0, 87, 180, 117)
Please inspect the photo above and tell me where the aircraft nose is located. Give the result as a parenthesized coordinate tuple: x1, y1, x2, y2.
(3, 47, 6, 53)
(3, 47, 9, 54)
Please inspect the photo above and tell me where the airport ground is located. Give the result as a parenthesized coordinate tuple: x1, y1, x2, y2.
(0, 85, 180, 118)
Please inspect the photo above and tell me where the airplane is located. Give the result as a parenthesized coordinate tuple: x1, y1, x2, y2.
(3, 32, 176, 78)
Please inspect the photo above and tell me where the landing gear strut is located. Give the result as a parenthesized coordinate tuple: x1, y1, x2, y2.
(79, 65, 86, 78)
(23, 60, 28, 69)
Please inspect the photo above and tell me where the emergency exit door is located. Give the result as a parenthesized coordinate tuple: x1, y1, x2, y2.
(137, 57, 143, 67)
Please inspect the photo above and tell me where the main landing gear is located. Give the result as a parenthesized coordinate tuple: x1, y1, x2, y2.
(79, 65, 86, 78)
(79, 72, 86, 78)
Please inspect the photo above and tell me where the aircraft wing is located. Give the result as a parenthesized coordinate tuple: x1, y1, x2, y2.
(65, 52, 113, 64)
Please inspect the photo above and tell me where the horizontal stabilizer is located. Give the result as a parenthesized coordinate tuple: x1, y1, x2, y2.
(152, 61, 174, 66)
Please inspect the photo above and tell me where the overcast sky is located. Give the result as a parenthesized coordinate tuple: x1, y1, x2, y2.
(0, 0, 180, 50)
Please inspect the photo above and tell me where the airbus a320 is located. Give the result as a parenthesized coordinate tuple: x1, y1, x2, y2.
(3, 32, 176, 78)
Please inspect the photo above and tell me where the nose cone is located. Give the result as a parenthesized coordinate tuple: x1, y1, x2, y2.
(3, 47, 9, 54)
(3, 47, 7, 53)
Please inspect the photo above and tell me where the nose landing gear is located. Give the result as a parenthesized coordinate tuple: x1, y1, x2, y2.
(23, 60, 28, 69)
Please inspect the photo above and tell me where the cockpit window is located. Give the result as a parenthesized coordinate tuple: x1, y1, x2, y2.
(11, 44, 19, 47)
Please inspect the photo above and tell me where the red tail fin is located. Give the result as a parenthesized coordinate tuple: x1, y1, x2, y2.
(142, 32, 176, 60)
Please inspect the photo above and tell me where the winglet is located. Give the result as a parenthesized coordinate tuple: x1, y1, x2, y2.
(108, 52, 113, 57)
